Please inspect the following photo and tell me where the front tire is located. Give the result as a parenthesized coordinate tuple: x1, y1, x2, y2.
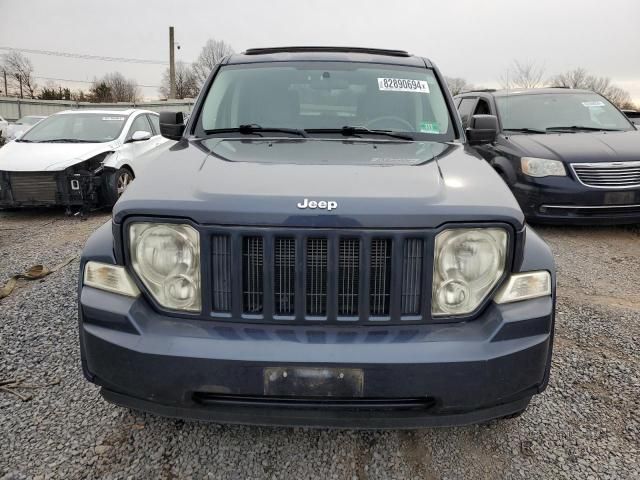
(103, 167, 134, 206)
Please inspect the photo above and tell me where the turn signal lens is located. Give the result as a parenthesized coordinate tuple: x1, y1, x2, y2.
(84, 262, 140, 297)
(494, 271, 551, 304)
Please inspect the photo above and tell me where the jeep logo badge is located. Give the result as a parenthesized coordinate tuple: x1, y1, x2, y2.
(297, 198, 338, 211)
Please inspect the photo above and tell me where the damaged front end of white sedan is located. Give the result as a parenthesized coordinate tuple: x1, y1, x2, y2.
(0, 109, 169, 212)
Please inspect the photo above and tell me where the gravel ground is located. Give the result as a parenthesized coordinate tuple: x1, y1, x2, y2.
(1, 210, 639, 480)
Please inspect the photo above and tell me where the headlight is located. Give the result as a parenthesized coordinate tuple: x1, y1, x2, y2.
(432, 228, 507, 316)
(521, 157, 566, 177)
(129, 222, 201, 312)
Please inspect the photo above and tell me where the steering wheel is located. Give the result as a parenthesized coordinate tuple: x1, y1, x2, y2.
(364, 116, 414, 131)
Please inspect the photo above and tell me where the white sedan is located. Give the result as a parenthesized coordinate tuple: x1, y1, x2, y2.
(0, 115, 8, 140)
(2, 115, 47, 141)
(0, 109, 170, 209)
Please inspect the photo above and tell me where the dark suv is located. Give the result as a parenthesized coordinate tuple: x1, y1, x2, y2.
(78, 47, 555, 428)
(455, 88, 640, 224)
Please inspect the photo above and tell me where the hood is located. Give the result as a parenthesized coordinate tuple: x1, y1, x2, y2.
(506, 130, 640, 163)
(114, 138, 524, 229)
(0, 140, 119, 171)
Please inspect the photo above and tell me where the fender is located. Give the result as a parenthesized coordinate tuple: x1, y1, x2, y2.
(80, 221, 117, 269)
(518, 225, 555, 278)
(491, 155, 519, 185)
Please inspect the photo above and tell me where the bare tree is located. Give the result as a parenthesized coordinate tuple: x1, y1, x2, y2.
(160, 61, 198, 99)
(192, 39, 234, 87)
(601, 85, 633, 109)
(104, 72, 139, 102)
(444, 77, 474, 96)
(549, 68, 634, 108)
(549, 68, 589, 89)
(2, 50, 38, 98)
(89, 72, 139, 103)
(500, 60, 545, 89)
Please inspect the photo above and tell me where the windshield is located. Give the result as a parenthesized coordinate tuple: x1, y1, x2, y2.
(496, 93, 633, 132)
(18, 116, 44, 125)
(20, 113, 128, 143)
(197, 62, 454, 140)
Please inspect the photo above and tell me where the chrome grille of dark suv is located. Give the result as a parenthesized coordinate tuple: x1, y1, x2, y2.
(572, 161, 640, 188)
(210, 230, 429, 323)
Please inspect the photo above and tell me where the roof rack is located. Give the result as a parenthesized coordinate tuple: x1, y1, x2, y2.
(243, 46, 411, 57)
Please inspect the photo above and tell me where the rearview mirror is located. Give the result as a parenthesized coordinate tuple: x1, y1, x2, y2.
(159, 111, 185, 141)
(129, 130, 152, 142)
(466, 114, 498, 145)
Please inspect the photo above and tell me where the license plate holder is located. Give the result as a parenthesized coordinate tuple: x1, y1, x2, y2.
(264, 367, 364, 397)
(604, 191, 637, 205)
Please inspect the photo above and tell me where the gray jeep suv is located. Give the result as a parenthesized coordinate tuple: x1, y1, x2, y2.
(78, 47, 556, 428)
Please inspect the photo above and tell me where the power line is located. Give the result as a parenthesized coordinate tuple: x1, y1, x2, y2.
(35, 75, 161, 89)
(0, 46, 168, 65)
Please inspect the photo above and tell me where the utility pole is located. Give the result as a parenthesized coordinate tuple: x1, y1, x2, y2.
(2, 69, 7, 97)
(19, 76, 23, 99)
(169, 26, 176, 99)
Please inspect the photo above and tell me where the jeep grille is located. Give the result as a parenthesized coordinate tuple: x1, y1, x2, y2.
(210, 230, 428, 323)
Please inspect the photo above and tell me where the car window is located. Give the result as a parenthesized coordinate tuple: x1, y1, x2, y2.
(127, 115, 152, 140)
(147, 114, 160, 135)
(495, 93, 633, 131)
(198, 61, 455, 140)
(474, 99, 491, 115)
(20, 113, 128, 143)
(457, 98, 476, 127)
(17, 116, 43, 125)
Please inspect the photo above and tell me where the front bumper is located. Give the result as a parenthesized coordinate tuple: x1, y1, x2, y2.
(79, 286, 554, 428)
(512, 178, 640, 224)
(0, 170, 101, 208)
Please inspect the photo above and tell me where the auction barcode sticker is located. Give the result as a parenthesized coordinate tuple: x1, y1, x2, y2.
(581, 101, 605, 108)
(378, 78, 430, 93)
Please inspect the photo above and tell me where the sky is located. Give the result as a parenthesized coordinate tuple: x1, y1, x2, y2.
(1, 0, 639, 104)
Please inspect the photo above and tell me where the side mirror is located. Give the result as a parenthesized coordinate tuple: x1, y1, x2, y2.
(159, 111, 185, 141)
(129, 130, 152, 142)
(466, 114, 498, 145)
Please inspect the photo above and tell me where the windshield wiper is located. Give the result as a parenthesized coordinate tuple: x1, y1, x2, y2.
(546, 125, 623, 132)
(306, 126, 414, 141)
(503, 128, 547, 134)
(204, 124, 308, 137)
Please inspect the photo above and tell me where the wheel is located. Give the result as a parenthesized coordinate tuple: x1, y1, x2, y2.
(103, 167, 134, 206)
